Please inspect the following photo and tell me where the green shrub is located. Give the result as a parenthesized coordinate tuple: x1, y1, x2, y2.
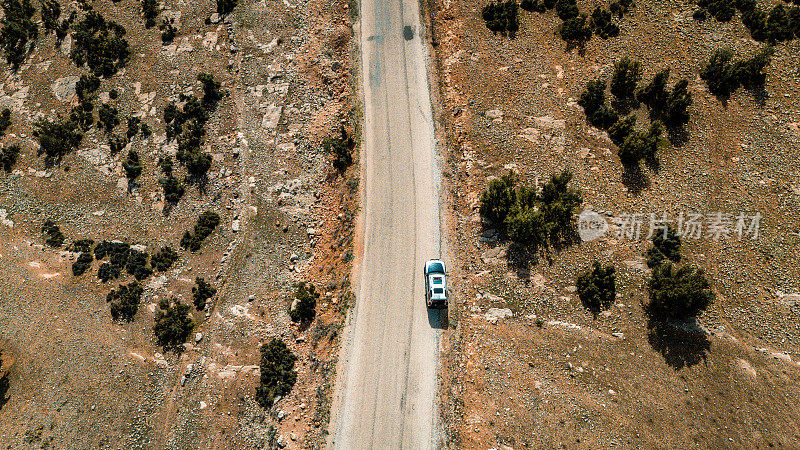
(126, 117, 140, 140)
(72, 251, 93, 276)
(54, 10, 74, 45)
(122, 150, 143, 185)
(108, 133, 126, 155)
(589, 7, 618, 39)
(142, 0, 159, 28)
(578, 78, 607, 120)
(0, 0, 38, 70)
(256, 338, 297, 408)
(698, 0, 735, 22)
(700, 49, 738, 98)
(69, 101, 94, 131)
(181, 211, 220, 251)
(161, 175, 185, 204)
(560, 13, 592, 50)
(34, 118, 83, 167)
(479, 172, 516, 229)
(482, 0, 520, 37)
(577, 262, 616, 313)
(610, 57, 641, 113)
(0, 108, 11, 135)
(97, 103, 119, 133)
(555, 0, 578, 19)
(70, 11, 130, 77)
(41, 0, 60, 32)
(94, 240, 131, 281)
(663, 79, 692, 128)
(734, 46, 773, 90)
(766, 4, 793, 41)
(192, 277, 216, 310)
(198, 73, 222, 108)
(505, 170, 582, 250)
(701, 47, 772, 99)
(42, 219, 64, 247)
(324, 126, 355, 173)
(289, 282, 318, 324)
(608, 114, 636, 147)
(646, 225, 681, 268)
(159, 18, 176, 44)
(70, 239, 95, 276)
(125, 249, 152, 281)
(648, 263, 713, 321)
(153, 299, 194, 350)
(217, 0, 237, 14)
(76, 74, 101, 102)
(609, 0, 632, 17)
(636, 68, 670, 114)
(151, 246, 179, 271)
(0, 144, 20, 171)
(618, 121, 663, 166)
(107, 281, 143, 321)
(97, 261, 120, 282)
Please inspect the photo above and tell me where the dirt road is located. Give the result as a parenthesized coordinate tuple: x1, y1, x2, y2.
(329, 0, 443, 447)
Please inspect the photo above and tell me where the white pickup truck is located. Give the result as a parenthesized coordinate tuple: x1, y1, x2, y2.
(424, 259, 448, 308)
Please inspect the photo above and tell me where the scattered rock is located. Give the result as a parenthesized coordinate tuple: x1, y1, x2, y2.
(485, 307, 513, 323)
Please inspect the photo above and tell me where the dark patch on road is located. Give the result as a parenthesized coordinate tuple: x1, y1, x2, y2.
(403, 26, 414, 40)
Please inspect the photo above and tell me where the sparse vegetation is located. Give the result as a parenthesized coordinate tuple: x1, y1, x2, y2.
(33, 118, 83, 167)
(0, 0, 38, 70)
(648, 263, 714, 321)
(0, 144, 20, 172)
(108, 134, 126, 155)
(41, 219, 64, 247)
(577, 262, 616, 314)
(579, 78, 617, 129)
(192, 277, 216, 311)
(289, 282, 319, 324)
(153, 298, 194, 350)
(198, 72, 222, 108)
(107, 281, 143, 321)
(180, 211, 220, 251)
(256, 338, 297, 408)
(70, 11, 130, 77)
(70, 100, 94, 131)
(324, 126, 355, 173)
(151, 246, 179, 271)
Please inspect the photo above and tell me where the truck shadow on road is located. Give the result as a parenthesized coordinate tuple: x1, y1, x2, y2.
(427, 307, 449, 329)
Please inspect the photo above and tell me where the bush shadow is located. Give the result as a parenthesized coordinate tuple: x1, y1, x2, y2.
(620, 164, 650, 195)
(647, 317, 710, 370)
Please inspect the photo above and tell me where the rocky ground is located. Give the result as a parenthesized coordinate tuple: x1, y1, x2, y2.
(0, 0, 356, 448)
(427, 0, 800, 447)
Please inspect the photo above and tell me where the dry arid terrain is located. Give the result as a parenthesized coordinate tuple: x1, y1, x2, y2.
(427, 0, 800, 447)
(0, 0, 357, 447)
